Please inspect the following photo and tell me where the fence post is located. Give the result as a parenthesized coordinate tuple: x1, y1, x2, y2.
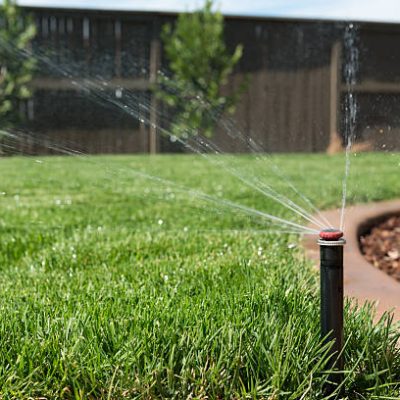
(327, 41, 342, 153)
(149, 20, 161, 155)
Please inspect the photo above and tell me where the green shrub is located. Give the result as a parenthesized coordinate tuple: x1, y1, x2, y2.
(0, 0, 36, 129)
(157, 0, 246, 138)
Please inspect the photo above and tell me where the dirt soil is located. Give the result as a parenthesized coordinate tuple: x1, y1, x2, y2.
(360, 215, 400, 282)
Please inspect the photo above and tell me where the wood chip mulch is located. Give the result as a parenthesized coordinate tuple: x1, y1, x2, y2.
(360, 215, 400, 282)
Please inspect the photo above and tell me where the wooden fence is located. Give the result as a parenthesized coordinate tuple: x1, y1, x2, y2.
(12, 7, 400, 154)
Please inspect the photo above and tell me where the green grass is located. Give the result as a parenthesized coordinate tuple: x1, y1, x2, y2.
(0, 153, 399, 399)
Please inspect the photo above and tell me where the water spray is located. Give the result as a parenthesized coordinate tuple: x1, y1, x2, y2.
(318, 228, 345, 392)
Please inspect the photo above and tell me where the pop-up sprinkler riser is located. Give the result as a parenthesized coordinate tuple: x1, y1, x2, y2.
(318, 228, 345, 392)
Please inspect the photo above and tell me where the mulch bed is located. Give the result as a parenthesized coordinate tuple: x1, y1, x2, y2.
(360, 215, 400, 282)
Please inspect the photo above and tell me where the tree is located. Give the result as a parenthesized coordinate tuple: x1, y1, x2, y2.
(0, 0, 36, 130)
(157, 0, 245, 138)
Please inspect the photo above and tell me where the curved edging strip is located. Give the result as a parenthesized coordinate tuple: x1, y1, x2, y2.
(303, 199, 400, 322)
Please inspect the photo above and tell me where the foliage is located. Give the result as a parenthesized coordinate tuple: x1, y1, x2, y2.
(0, 153, 398, 398)
(0, 0, 36, 129)
(157, 0, 246, 138)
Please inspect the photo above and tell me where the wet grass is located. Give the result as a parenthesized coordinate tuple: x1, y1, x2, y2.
(0, 153, 399, 399)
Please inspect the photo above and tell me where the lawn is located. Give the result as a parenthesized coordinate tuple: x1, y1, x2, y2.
(0, 153, 399, 399)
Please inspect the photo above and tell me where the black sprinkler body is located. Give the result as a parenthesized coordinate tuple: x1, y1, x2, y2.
(318, 228, 345, 393)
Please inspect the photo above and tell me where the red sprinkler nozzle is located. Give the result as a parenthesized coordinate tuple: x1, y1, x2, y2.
(319, 229, 344, 241)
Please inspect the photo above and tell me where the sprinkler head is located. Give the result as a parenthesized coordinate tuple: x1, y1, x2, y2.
(319, 228, 344, 241)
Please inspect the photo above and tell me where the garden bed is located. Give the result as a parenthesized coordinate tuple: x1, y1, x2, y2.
(360, 215, 400, 282)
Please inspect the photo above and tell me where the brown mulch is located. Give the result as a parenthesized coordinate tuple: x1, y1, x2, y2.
(360, 215, 400, 282)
